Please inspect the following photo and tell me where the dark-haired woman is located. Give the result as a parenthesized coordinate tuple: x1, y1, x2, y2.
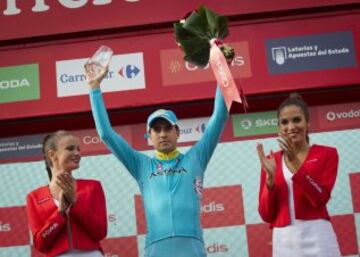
(256, 93, 341, 257)
(26, 131, 107, 257)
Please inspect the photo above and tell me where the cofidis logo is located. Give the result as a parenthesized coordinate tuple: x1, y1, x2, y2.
(0, 64, 40, 104)
(160, 41, 251, 86)
(56, 52, 145, 97)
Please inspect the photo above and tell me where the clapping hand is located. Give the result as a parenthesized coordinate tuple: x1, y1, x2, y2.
(277, 132, 301, 173)
(256, 143, 276, 188)
(57, 173, 77, 214)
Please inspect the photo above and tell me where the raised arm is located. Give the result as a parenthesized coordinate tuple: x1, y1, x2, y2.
(86, 66, 144, 179)
(191, 86, 229, 170)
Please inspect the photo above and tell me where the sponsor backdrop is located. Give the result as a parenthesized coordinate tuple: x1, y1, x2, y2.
(0, 102, 359, 256)
(1, 13, 359, 121)
(1, 0, 359, 41)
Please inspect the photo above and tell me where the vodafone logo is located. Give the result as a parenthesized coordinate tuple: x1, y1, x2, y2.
(326, 109, 360, 122)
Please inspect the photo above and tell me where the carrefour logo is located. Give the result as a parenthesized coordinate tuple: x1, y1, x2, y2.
(179, 122, 206, 136)
(233, 111, 278, 137)
(196, 123, 206, 133)
(0, 64, 40, 104)
(119, 65, 141, 79)
(56, 52, 145, 97)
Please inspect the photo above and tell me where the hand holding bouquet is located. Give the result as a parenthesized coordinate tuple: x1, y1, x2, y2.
(174, 6, 247, 111)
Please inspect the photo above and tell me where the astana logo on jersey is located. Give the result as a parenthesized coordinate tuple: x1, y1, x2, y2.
(149, 166, 187, 179)
(149, 159, 187, 179)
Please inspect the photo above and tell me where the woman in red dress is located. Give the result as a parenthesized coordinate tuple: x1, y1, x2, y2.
(257, 93, 341, 257)
(26, 130, 107, 257)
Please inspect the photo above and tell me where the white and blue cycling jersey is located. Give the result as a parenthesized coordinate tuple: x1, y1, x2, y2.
(89, 86, 228, 248)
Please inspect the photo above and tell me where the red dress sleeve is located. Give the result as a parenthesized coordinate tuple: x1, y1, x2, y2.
(26, 192, 67, 252)
(70, 180, 107, 241)
(292, 147, 338, 208)
(258, 167, 278, 223)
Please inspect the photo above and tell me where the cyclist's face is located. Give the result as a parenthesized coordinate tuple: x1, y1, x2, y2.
(149, 119, 179, 153)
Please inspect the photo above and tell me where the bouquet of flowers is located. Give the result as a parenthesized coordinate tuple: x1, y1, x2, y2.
(174, 6, 247, 111)
(174, 6, 234, 67)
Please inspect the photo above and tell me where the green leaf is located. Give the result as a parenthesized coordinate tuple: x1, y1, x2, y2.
(183, 11, 209, 39)
(174, 22, 196, 42)
(178, 37, 209, 56)
(217, 16, 229, 39)
(184, 46, 210, 68)
(174, 5, 230, 67)
(202, 6, 219, 38)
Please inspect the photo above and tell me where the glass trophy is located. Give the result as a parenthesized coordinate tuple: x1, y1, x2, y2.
(84, 45, 113, 75)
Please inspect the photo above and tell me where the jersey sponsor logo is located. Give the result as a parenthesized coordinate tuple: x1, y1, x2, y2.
(149, 167, 187, 179)
(194, 176, 203, 198)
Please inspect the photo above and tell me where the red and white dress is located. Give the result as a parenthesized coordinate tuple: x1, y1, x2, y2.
(258, 144, 341, 257)
(27, 179, 107, 257)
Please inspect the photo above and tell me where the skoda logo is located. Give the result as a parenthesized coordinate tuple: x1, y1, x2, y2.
(240, 119, 252, 130)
